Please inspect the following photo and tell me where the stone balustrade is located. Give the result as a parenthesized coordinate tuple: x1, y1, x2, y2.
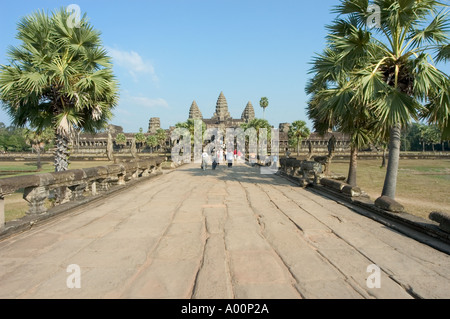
(0, 157, 164, 231)
(279, 158, 324, 186)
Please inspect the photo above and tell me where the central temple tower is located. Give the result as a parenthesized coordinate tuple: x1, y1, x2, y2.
(211, 91, 231, 123)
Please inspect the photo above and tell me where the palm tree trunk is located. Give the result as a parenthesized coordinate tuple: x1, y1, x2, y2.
(54, 132, 70, 172)
(297, 141, 300, 156)
(381, 124, 401, 199)
(347, 145, 358, 187)
(381, 147, 386, 168)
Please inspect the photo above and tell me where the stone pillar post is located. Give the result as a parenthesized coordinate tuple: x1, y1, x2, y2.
(69, 183, 87, 201)
(23, 186, 49, 215)
(91, 181, 97, 196)
(117, 174, 126, 185)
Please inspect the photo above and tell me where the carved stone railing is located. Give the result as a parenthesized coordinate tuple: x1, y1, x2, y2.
(279, 158, 323, 186)
(0, 157, 164, 231)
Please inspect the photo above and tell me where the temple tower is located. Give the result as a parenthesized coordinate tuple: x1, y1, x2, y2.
(188, 100, 203, 120)
(212, 91, 231, 123)
(241, 101, 255, 123)
(148, 117, 161, 134)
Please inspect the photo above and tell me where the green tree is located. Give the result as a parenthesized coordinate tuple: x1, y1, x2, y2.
(0, 8, 119, 171)
(241, 118, 272, 161)
(24, 127, 54, 170)
(259, 97, 269, 119)
(311, 0, 449, 199)
(135, 128, 146, 152)
(115, 133, 127, 149)
(155, 128, 167, 152)
(146, 135, 158, 153)
(423, 124, 441, 152)
(288, 120, 311, 156)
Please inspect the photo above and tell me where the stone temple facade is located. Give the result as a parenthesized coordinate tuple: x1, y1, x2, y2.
(73, 91, 350, 155)
(188, 91, 255, 130)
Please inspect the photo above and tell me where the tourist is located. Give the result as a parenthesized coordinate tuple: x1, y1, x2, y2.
(219, 148, 224, 163)
(212, 150, 218, 170)
(227, 150, 233, 168)
(201, 150, 209, 170)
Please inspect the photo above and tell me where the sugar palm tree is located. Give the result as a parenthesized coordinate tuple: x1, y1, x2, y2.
(311, 0, 449, 198)
(24, 127, 54, 171)
(155, 128, 167, 152)
(115, 133, 127, 150)
(135, 128, 146, 153)
(0, 8, 119, 171)
(146, 135, 158, 153)
(307, 81, 375, 187)
(259, 97, 269, 119)
(288, 120, 311, 156)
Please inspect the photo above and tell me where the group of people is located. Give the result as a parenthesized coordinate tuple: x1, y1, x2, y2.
(201, 148, 242, 170)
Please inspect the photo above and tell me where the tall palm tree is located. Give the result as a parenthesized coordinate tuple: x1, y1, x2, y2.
(310, 0, 449, 198)
(259, 97, 269, 119)
(0, 8, 119, 172)
(307, 81, 375, 187)
(306, 21, 377, 187)
(288, 120, 311, 156)
(241, 118, 272, 162)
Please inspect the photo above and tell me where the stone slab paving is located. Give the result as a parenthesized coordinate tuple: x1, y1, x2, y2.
(0, 163, 449, 299)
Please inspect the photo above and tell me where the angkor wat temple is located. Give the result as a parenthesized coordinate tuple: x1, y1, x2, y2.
(73, 92, 350, 155)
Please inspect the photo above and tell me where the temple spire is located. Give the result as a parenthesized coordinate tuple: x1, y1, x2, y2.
(189, 100, 203, 119)
(212, 91, 231, 122)
(241, 101, 255, 123)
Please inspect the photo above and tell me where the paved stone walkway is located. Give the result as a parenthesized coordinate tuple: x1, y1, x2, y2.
(0, 163, 449, 299)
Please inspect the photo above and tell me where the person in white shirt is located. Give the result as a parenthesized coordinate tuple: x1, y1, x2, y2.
(201, 150, 209, 170)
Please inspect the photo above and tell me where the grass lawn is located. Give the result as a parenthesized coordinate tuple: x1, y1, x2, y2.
(329, 158, 450, 220)
(1, 160, 112, 222)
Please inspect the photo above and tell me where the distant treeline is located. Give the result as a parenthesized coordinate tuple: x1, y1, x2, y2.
(0, 122, 53, 153)
(402, 123, 448, 152)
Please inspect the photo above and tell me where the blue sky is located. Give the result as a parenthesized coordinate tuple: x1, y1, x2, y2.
(0, 1, 448, 133)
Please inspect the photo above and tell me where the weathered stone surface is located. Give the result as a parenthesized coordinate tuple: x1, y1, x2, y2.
(0, 175, 40, 196)
(320, 178, 346, 191)
(23, 186, 49, 215)
(342, 185, 361, 197)
(375, 196, 405, 213)
(1, 162, 449, 299)
(429, 211, 450, 233)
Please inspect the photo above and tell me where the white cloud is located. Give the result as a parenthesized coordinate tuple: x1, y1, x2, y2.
(106, 47, 159, 84)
